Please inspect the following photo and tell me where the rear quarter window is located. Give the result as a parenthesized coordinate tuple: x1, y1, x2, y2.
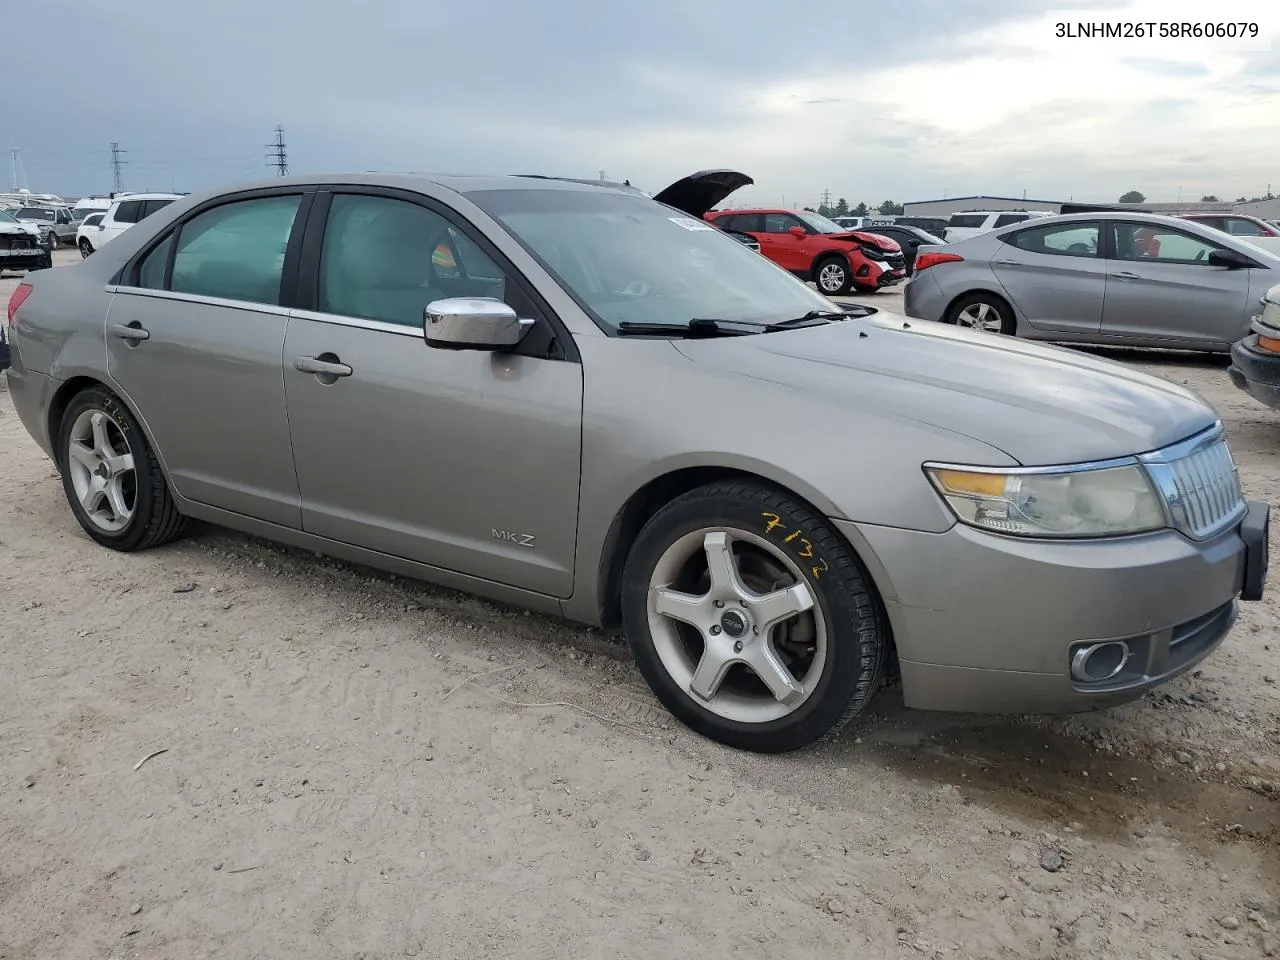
(994, 213, 1030, 227)
(947, 214, 987, 228)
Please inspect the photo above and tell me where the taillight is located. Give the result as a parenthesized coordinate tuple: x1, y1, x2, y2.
(914, 252, 964, 272)
(7, 282, 32, 325)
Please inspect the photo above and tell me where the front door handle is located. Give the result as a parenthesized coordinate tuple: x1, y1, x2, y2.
(293, 355, 353, 377)
(1111, 271, 1141, 280)
(109, 322, 150, 341)
(994, 258, 1022, 266)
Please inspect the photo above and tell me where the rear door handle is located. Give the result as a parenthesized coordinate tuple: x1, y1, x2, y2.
(109, 322, 150, 341)
(293, 355, 353, 377)
(1111, 271, 1141, 280)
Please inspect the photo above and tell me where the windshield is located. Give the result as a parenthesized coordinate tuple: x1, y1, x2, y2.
(468, 189, 836, 331)
(795, 212, 850, 234)
(0, 210, 18, 224)
(914, 228, 946, 244)
(70, 206, 102, 220)
(16, 208, 54, 222)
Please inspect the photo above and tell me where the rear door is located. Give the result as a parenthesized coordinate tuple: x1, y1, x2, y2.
(281, 188, 583, 597)
(1099, 220, 1252, 346)
(105, 189, 310, 526)
(990, 220, 1106, 333)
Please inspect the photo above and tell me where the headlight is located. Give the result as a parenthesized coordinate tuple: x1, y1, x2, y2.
(924, 462, 1166, 538)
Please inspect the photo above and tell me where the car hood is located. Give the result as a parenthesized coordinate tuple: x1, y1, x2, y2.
(0, 221, 39, 237)
(652, 170, 753, 218)
(675, 313, 1217, 465)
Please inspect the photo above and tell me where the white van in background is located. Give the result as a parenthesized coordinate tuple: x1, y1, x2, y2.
(943, 210, 1054, 242)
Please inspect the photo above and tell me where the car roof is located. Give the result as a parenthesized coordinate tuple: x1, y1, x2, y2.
(110, 192, 186, 202)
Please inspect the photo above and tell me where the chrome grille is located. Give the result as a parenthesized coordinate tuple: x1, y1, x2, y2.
(1146, 435, 1243, 539)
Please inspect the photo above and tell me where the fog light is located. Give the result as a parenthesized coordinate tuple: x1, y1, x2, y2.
(1070, 640, 1131, 682)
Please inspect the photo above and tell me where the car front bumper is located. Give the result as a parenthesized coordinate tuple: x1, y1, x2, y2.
(837, 503, 1268, 714)
(0, 249, 51, 272)
(1228, 334, 1280, 411)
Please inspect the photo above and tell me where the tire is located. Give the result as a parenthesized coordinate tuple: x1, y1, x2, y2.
(46, 232, 59, 250)
(621, 480, 888, 753)
(56, 386, 186, 551)
(852, 283, 879, 295)
(945, 292, 1015, 336)
(813, 255, 853, 296)
(79, 238, 93, 258)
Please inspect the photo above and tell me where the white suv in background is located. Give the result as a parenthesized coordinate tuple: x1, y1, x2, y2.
(943, 209, 1054, 242)
(91, 193, 184, 249)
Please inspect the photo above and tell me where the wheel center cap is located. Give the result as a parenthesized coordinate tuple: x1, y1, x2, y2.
(95, 462, 110, 478)
(719, 610, 748, 638)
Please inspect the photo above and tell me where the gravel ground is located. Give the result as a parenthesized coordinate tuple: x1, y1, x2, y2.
(1, 255, 1278, 959)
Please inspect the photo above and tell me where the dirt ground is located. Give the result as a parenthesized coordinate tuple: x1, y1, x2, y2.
(2, 254, 1278, 959)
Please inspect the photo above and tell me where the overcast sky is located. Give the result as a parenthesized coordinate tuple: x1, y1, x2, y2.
(9, 0, 1278, 206)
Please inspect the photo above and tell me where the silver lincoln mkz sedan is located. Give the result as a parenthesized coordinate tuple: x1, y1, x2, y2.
(4, 173, 1270, 753)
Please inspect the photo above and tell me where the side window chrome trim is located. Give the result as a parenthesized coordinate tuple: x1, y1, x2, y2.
(289, 308, 424, 338)
(105, 285, 292, 317)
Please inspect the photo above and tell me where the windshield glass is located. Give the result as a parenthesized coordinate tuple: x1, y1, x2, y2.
(16, 208, 54, 222)
(70, 206, 102, 220)
(914, 229, 945, 244)
(0, 210, 18, 224)
(468, 189, 836, 330)
(795, 212, 849, 234)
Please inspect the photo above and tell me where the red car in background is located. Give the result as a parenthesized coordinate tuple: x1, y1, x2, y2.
(704, 208, 907, 295)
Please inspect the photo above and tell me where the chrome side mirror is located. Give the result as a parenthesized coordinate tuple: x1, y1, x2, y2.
(423, 297, 535, 351)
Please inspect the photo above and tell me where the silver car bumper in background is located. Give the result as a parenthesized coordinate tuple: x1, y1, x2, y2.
(837, 504, 1267, 714)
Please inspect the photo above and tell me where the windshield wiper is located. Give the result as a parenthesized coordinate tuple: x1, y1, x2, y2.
(615, 318, 756, 338)
(763, 308, 860, 330)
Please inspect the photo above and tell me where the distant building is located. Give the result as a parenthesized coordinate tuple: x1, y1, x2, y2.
(1234, 197, 1280, 220)
(902, 195, 1065, 217)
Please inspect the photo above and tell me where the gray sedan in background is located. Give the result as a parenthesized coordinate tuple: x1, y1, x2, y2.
(905, 212, 1280, 351)
(4, 175, 1269, 753)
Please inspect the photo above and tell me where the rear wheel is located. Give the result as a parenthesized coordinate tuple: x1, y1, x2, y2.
(56, 386, 186, 551)
(946, 292, 1015, 335)
(622, 480, 888, 753)
(813, 256, 853, 296)
(46, 232, 59, 250)
(79, 238, 94, 258)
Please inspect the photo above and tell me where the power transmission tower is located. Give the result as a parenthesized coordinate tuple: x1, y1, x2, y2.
(266, 125, 288, 176)
(820, 188, 832, 210)
(8, 148, 28, 192)
(110, 142, 127, 192)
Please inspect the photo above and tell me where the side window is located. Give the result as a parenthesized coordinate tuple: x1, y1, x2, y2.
(722, 214, 762, 233)
(1010, 222, 1099, 258)
(994, 213, 1029, 227)
(113, 200, 142, 224)
(947, 214, 986, 229)
(763, 213, 799, 233)
(1111, 222, 1220, 265)
(1225, 218, 1264, 236)
(141, 198, 177, 219)
(319, 194, 508, 327)
(83, 213, 103, 227)
(135, 234, 174, 289)
(170, 195, 302, 304)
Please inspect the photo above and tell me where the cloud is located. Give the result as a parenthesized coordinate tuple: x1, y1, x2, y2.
(6, 0, 1279, 207)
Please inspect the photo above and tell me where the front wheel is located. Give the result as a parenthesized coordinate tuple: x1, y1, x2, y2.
(813, 256, 853, 296)
(79, 238, 94, 258)
(622, 480, 888, 753)
(46, 233, 59, 251)
(56, 386, 187, 551)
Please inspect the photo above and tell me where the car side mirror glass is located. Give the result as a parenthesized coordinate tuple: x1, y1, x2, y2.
(423, 297, 534, 351)
(788, 225, 806, 237)
(1207, 248, 1251, 269)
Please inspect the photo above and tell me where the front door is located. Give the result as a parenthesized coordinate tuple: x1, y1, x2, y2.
(1100, 221, 1252, 347)
(282, 190, 584, 597)
(105, 191, 308, 527)
(758, 212, 810, 272)
(990, 220, 1106, 333)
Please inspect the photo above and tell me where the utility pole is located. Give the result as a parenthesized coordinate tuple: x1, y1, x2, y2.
(266, 125, 288, 177)
(110, 142, 127, 192)
(8, 148, 28, 192)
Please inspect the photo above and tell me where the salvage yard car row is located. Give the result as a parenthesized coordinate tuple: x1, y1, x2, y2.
(2, 170, 1270, 753)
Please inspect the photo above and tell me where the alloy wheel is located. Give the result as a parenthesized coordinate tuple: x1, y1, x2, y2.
(957, 301, 1005, 333)
(817, 262, 847, 293)
(66, 409, 137, 532)
(646, 528, 827, 723)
